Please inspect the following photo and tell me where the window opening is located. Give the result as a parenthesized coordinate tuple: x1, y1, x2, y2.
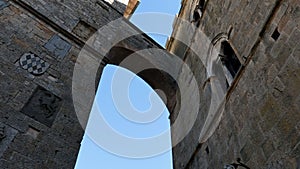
(192, 0, 206, 24)
(199, 0, 205, 11)
(271, 28, 280, 41)
(219, 41, 241, 86)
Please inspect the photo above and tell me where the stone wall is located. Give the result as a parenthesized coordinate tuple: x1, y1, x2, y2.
(0, 1, 84, 167)
(0, 0, 169, 168)
(1, 0, 299, 168)
(170, 0, 300, 168)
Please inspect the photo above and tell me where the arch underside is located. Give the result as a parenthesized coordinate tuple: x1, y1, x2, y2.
(95, 39, 180, 121)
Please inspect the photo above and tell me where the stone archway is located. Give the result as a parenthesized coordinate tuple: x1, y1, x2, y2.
(96, 45, 180, 120)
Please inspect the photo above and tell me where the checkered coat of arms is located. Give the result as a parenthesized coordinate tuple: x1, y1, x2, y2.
(19, 53, 50, 75)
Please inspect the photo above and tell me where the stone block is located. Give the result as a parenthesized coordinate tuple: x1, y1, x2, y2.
(240, 141, 255, 162)
(26, 126, 40, 139)
(248, 122, 265, 146)
(277, 57, 300, 97)
(0, 122, 18, 158)
(287, 28, 300, 47)
(47, 67, 61, 79)
(8, 132, 37, 157)
(266, 152, 297, 169)
(290, 5, 300, 19)
(276, 109, 300, 140)
(272, 76, 286, 98)
(259, 95, 285, 133)
(262, 139, 275, 159)
(274, 3, 289, 24)
(290, 141, 300, 158)
(293, 44, 300, 63)
(44, 35, 72, 60)
(283, 15, 294, 34)
(245, 149, 266, 169)
(111, 0, 127, 14)
(295, 94, 300, 112)
(8, 151, 37, 168)
(72, 20, 97, 41)
(21, 86, 62, 127)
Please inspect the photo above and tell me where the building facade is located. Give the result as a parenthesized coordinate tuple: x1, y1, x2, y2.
(0, 0, 299, 168)
(0, 0, 169, 168)
(167, 0, 300, 168)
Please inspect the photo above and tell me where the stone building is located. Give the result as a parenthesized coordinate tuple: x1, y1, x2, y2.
(0, 0, 167, 168)
(0, 0, 299, 169)
(167, 0, 300, 168)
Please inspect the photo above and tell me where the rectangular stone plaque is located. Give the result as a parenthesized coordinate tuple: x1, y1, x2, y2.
(21, 86, 62, 127)
(72, 20, 97, 41)
(44, 35, 72, 60)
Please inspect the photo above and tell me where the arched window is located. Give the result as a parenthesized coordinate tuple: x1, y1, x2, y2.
(191, 0, 206, 25)
(206, 38, 241, 92)
(199, 0, 205, 11)
(200, 37, 241, 143)
(219, 41, 241, 86)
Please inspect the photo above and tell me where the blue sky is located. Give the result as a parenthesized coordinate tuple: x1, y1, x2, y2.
(75, 65, 172, 169)
(75, 0, 181, 168)
(131, 0, 181, 46)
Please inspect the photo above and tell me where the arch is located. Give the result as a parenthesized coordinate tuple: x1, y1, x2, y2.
(75, 64, 174, 163)
(95, 45, 180, 121)
(199, 33, 241, 143)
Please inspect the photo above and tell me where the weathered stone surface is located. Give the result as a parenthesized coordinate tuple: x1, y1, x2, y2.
(0, 0, 299, 168)
(72, 20, 97, 41)
(0, 123, 18, 158)
(0, 0, 173, 168)
(21, 86, 62, 127)
(240, 141, 255, 163)
(169, 0, 300, 169)
(262, 139, 275, 160)
(44, 35, 72, 60)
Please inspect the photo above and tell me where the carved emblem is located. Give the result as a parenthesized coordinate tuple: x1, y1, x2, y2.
(38, 90, 59, 118)
(21, 86, 62, 127)
(19, 53, 50, 75)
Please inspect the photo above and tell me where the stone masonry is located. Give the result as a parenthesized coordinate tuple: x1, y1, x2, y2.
(0, 0, 299, 168)
(0, 0, 169, 168)
(167, 0, 300, 168)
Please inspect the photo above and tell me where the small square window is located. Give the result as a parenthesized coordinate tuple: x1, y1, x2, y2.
(271, 28, 280, 41)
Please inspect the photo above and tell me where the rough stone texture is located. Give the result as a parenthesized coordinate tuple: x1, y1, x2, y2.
(169, 0, 300, 169)
(1, 0, 299, 168)
(72, 20, 97, 41)
(19, 0, 122, 32)
(0, 0, 168, 168)
(44, 35, 72, 60)
(0, 2, 84, 167)
(20, 86, 62, 127)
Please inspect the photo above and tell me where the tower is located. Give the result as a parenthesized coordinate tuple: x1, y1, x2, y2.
(167, 0, 300, 168)
(0, 0, 170, 168)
